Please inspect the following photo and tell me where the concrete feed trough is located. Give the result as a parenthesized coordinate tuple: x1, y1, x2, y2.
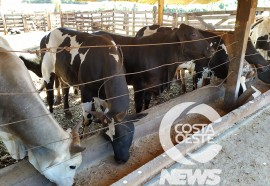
(1, 85, 270, 185)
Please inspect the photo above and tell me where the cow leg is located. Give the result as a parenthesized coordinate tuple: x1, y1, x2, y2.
(194, 61, 208, 89)
(54, 77, 62, 106)
(80, 85, 94, 138)
(44, 73, 55, 113)
(144, 91, 152, 110)
(133, 85, 144, 113)
(194, 69, 203, 89)
(62, 83, 72, 118)
(180, 69, 186, 93)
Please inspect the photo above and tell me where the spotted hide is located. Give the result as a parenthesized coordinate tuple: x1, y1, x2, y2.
(0, 36, 84, 186)
(250, 16, 270, 60)
(40, 28, 134, 163)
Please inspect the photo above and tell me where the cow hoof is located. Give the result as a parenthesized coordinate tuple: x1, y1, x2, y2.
(64, 110, 72, 118)
(54, 96, 62, 106)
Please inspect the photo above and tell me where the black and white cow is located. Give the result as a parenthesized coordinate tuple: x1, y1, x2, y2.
(250, 16, 270, 60)
(137, 25, 270, 91)
(0, 36, 84, 186)
(94, 24, 215, 113)
(39, 28, 135, 163)
(135, 25, 228, 92)
(19, 55, 76, 109)
(135, 24, 174, 37)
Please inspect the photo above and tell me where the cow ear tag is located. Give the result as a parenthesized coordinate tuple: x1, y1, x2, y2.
(105, 118, 115, 141)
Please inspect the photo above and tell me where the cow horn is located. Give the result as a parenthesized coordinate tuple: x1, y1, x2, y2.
(70, 121, 85, 154)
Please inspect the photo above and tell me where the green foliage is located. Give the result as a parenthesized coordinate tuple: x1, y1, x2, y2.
(218, 3, 224, 9)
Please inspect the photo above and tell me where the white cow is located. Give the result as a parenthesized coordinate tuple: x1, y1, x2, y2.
(0, 36, 85, 186)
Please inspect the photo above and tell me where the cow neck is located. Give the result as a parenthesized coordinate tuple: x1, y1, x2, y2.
(10, 92, 70, 150)
(0, 48, 69, 151)
(102, 55, 129, 114)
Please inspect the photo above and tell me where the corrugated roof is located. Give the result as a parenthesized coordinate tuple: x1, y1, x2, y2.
(76, 0, 221, 5)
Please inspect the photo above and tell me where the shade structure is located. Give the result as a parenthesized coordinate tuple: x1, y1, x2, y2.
(75, 0, 221, 4)
(119, 0, 221, 4)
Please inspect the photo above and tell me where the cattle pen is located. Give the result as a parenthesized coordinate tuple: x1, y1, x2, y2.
(0, 0, 270, 186)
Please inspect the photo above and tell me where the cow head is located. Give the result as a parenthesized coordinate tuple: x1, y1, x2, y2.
(176, 24, 215, 59)
(90, 110, 134, 163)
(28, 123, 85, 186)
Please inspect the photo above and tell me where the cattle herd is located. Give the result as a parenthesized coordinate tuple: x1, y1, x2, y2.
(1, 15, 270, 186)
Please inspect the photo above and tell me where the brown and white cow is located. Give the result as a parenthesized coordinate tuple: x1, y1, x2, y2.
(0, 36, 85, 186)
(94, 24, 215, 113)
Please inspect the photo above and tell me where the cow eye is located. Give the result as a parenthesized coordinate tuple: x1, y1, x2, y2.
(87, 113, 92, 119)
(69, 165, 76, 169)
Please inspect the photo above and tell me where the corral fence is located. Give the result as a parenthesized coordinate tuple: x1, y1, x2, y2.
(0, 7, 269, 35)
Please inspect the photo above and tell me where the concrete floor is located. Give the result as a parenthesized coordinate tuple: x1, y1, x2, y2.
(146, 103, 270, 186)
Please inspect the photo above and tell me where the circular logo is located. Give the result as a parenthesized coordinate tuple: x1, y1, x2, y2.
(159, 102, 222, 165)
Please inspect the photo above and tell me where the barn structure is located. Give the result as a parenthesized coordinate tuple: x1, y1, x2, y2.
(0, 0, 270, 185)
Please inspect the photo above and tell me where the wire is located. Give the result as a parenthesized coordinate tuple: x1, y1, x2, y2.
(0, 34, 224, 55)
(0, 39, 236, 96)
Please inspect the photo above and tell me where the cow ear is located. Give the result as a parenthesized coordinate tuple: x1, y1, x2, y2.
(115, 111, 127, 122)
(70, 145, 86, 154)
(93, 97, 109, 111)
(90, 111, 105, 121)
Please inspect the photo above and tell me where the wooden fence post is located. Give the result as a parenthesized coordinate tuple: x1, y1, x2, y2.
(112, 9, 115, 33)
(22, 15, 28, 33)
(132, 6, 136, 36)
(184, 13, 189, 25)
(47, 12, 51, 31)
(2, 14, 7, 35)
(60, 11, 64, 28)
(172, 13, 178, 28)
(224, 0, 258, 111)
(153, 6, 157, 25)
(124, 12, 129, 35)
(145, 10, 148, 25)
